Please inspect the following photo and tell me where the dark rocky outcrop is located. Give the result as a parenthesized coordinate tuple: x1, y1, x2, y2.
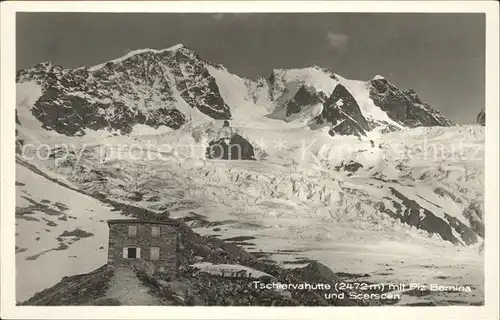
(264, 70, 452, 137)
(335, 160, 364, 176)
(15, 110, 21, 125)
(477, 108, 485, 126)
(462, 201, 484, 238)
(21, 259, 378, 306)
(369, 78, 453, 128)
(388, 187, 476, 245)
(289, 262, 365, 306)
(206, 134, 256, 160)
(172, 48, 231, 120)
(286, 86, 326, 117)
(315, 84, 369, 137)
(328, 119, 366, 137)
(31, 84, 186, 136)
(443, 214, 478, 245)
(15, 129, 24, 155)
(19, 264, 114, 306)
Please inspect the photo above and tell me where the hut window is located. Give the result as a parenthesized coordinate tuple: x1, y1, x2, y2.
(128, 226, 137, 237)
(152, 226, 161, 237)
(150, 247, 160, 260)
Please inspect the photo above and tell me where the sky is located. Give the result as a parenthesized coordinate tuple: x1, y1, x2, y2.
(16, 13, 485, 124)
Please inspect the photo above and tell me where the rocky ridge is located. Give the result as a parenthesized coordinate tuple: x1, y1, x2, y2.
(16, 45, 454, 138)
(477, 108, 485, 126)
(16, 45, 231, 136)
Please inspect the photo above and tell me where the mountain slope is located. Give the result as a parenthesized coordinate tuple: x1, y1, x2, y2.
(16, 45, 231, 136)
(15, 161, 125, 301)
(16, 45, 452, 139)
(369, 77, 453, 128)
(14, 44, 484, 306)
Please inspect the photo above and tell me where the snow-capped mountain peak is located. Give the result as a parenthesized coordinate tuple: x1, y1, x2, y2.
(88, 43, 186, 71)
(16, 45, 453, 139)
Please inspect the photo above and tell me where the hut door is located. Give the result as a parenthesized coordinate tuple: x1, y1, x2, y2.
(150, 247, 160, 260)
(123, 247, 140, 259)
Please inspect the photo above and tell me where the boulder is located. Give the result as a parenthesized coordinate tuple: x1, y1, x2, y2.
(206, 134, 256, 160)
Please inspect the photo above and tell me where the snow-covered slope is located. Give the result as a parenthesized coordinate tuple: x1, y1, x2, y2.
(15, 162, 125, 301)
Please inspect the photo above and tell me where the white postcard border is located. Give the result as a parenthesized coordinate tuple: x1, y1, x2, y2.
(1, 1, 498, 319)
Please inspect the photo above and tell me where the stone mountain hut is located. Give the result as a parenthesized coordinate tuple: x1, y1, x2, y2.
(106, 219, 184, 274)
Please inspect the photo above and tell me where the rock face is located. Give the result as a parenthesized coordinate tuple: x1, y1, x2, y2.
(286, 86, 327, 117)
(171, 47, 231, 120)
(206, 134, 256, 160)
(315, 84, 370, 137)
(477, 108, 485, 126)
(369, 78, 453, 128)
(378, 187, 478, 245)
(335, 160, 364, 176)
(32, 84, 186, 135)
(17, 45, 453, 138)
(261, 67, 452, 137)
(19, 264, 115, 306)
(16, 45, 231, 136)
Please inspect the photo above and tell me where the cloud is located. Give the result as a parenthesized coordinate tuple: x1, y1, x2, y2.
(326, 31, 348, 51)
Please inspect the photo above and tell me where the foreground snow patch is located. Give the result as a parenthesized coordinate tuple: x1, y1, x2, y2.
(15, 164, 124, 302)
